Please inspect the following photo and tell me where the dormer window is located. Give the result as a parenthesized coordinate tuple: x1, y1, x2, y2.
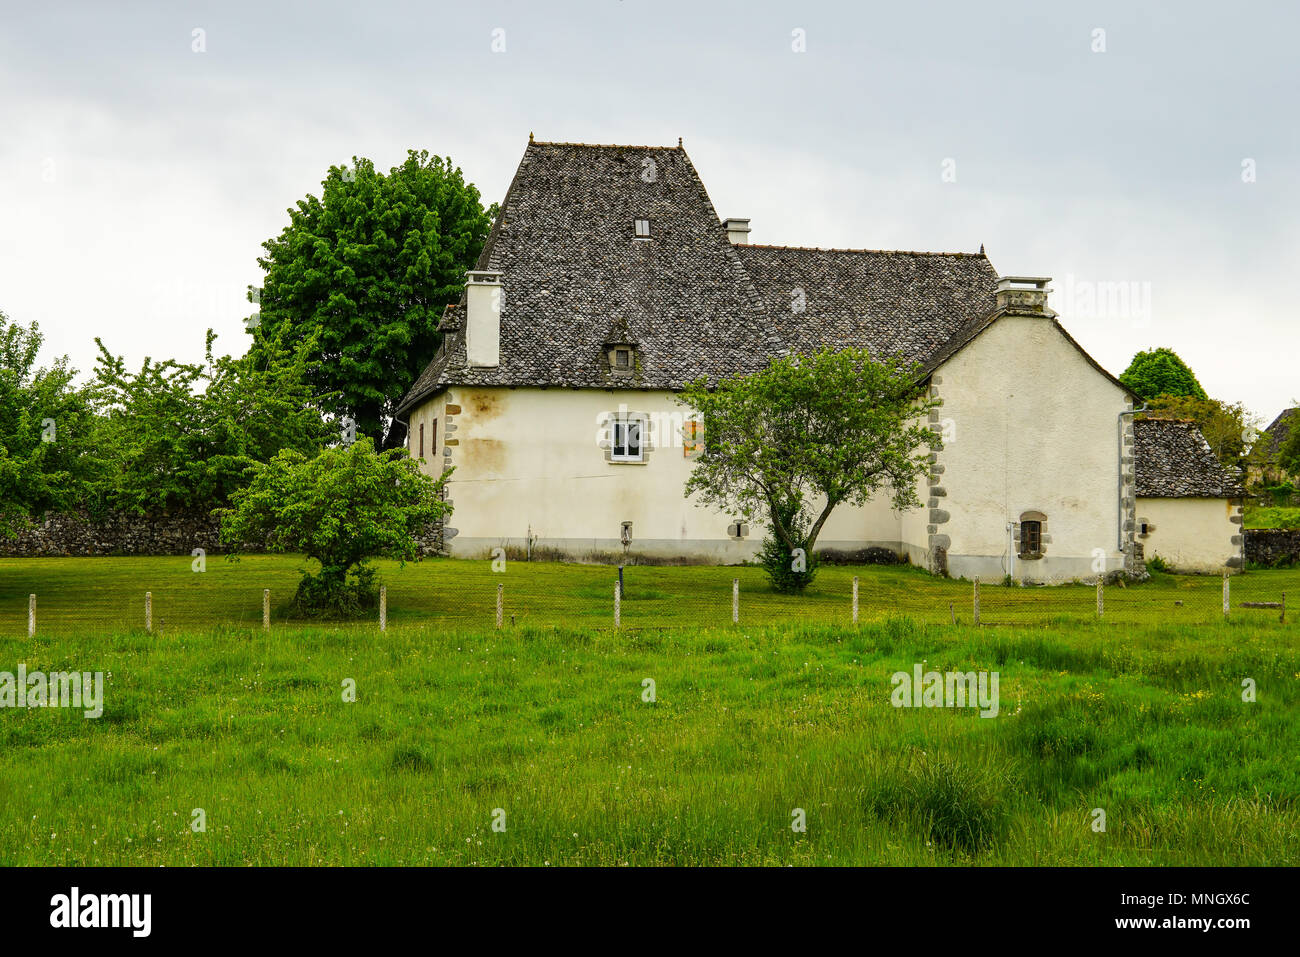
(606, 343, 636, 375)
(634, 218, 652, 239)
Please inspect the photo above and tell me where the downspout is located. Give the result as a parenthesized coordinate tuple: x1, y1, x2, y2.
(1118, 404, 1149, 553)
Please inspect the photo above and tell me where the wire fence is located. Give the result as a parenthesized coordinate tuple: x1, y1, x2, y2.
(2, 557, 1296, 636)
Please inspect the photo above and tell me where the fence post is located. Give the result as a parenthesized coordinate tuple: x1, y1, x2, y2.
(973, 577, 980, 625)
(852, 576, 859, 625)
(1223, 572, 1230, 620)
(28, 594, 35, 638)
(145, 591, 152, 633)
(379, 585, 387, 631)
(732, 578, 739, 625)
(1096, 579, 1104, 619)
(262, 589, 270, 630)
(496, 583, 503, 630)
(614, 580, 621, 628)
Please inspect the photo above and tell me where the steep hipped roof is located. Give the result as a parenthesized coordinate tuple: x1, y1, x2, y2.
(396, 140, 780, 412)
(396, 139, 1007, 417)
(737, 244, 997, 368)
(1134, 418, 1243, 498)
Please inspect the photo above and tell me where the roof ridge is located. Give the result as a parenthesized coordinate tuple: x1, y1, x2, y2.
(741, 242, 986, 258)
(530, 139, 684, 151)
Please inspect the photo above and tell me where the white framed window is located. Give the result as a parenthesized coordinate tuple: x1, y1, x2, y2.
(634, 218, 651, 239)
(612, 417, 644, 462)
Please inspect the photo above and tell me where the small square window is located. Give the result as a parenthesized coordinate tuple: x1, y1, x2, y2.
(634, 218, 651, 239)
(615, 348, 631, 369)
(612, 418, 643, 462)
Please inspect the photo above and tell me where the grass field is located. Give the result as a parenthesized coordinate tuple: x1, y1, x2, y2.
(1245, 505, 1300, 530)
(1, 558, 1297, 866)
(2, 554, 1298, 634)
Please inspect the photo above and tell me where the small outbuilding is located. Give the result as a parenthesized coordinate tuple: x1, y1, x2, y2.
(1134, 418, 1244, 573)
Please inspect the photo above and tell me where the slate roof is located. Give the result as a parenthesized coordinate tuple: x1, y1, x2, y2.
(1134, 418, 1243, 498)
(737, 245, 997, 368)
(397, 140, 780, 410)
(395, 138, 1000, 417)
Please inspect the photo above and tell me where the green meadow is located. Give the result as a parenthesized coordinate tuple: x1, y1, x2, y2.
(1, 554, 1297, 633)
(0, 558, 1296, 865)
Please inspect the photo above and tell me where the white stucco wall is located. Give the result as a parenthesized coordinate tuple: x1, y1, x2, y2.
(406, 313, 1144, 578)
(408, 386, 910, 562)
(1136, 497, 1240, 573)
(930, 314, 1131, 583)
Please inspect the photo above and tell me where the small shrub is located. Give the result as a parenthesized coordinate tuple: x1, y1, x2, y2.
(1146, 554, 1170, 573)
(758, 498, 820, 593)
(291, 562, 379, 619)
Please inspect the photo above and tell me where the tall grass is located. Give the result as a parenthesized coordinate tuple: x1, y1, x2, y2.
(0, 615, 1294, 866)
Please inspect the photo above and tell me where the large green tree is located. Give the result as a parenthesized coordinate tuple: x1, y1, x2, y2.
(219, 438, 450, 617)
(679, 348, 939, 592)
(0, 311, 94, 536)
(1119, 347, 1208, 401)
(251, 150, 495, 448)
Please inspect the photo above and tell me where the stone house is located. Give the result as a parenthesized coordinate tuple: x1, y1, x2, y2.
(395, 137, 1242, 581)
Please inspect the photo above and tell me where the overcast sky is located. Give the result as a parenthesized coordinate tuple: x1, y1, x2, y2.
(2, 1, 1295, 423)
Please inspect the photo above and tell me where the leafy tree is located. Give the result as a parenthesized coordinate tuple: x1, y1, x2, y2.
(1119, 347, 1208, 401)
(251, 150, 496, 448)
(679, 348, 939, 592)
(219, 438, 450, 617)
(0, 311, 95, 536)
(89, 331, 332, 513)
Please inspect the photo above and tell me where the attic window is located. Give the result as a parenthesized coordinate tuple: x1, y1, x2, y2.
(634, 218, 652, 239)
(607, 344, 636, 374)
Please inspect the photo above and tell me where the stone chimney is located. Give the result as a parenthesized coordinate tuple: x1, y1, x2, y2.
(995, 276, 1052, 315)
(465, 269, 502, 367)
(723, 217, 751, 245)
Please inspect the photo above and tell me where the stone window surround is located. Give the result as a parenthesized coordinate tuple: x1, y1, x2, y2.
(1016, 510, 1051, 560)
(599, 409, 655, 465)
